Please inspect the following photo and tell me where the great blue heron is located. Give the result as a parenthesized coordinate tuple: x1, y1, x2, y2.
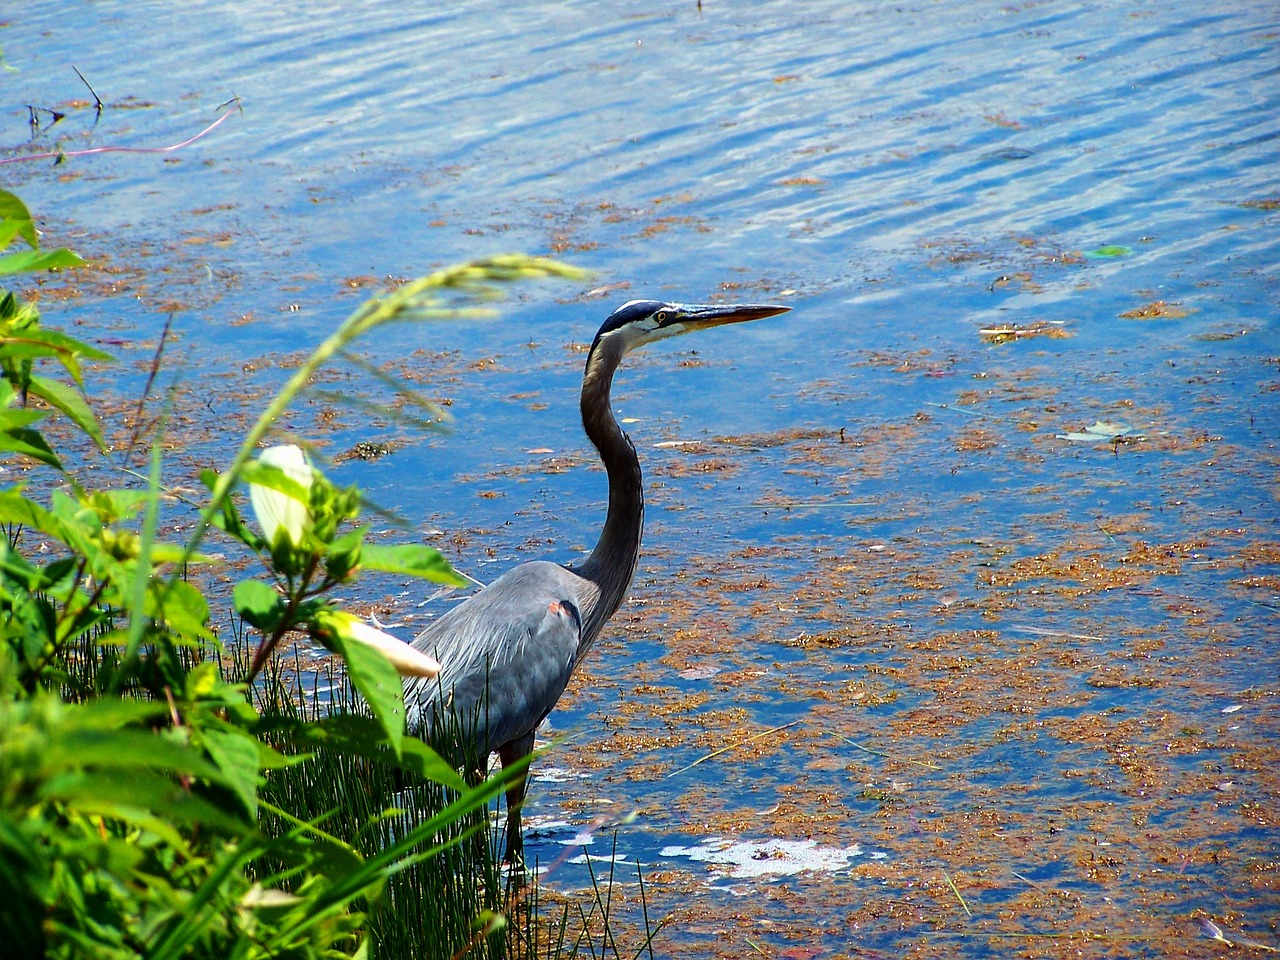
(405, 299, 790, 860)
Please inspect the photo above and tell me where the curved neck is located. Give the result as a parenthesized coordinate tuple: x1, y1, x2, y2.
(573, 336, 643, 641)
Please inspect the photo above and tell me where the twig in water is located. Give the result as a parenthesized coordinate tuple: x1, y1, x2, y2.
(72, 65, 104, 119)
(1008, 624, 1105, 642)
(665, 719, 799, 779)
(25, 105, 66, 138)
(942, 870, 972, 918)
(1010, 870, 1044, 890)
(0, 98, 241, 166)
(827, 730, 942, 771)
(124, 312, 174, 462)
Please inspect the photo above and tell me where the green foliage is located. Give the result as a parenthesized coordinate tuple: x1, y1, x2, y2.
(0, 188, 622, 959)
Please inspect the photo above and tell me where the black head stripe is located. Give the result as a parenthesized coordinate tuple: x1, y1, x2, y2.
(597, 299, 668, 337)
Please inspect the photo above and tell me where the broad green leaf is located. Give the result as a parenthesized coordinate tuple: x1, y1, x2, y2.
(201, 726, 262, 818)
(41, 769, 253, 836)
(0, 405, 47, 429)
(328, 631, 406, 758)
(201, 468, 263, 548)
(0, 537, 46, 589)
(233, 579, 284, 631)
(0, 219, 23, 252)
(24, 374, 104, 448)
(0, 189, 37, 252)
(0, 328, 114, 382)
(43, 726, 225, 782)
(398, 735, 469, 790)
(44, 694, 170, 732)
(185, 661, 221, 700)
(0, 425, 61, 469)
(360, 543, 466, 586)
(0, 247, 85, 276)
(147, 578, 213, 642)
(325, 526, 364, 581)
(0, 189, 37, 249)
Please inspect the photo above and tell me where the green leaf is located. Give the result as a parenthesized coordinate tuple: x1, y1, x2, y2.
(41, 769, 253, 837)
(0, 189, 37, 250)
(43, 726, 224, 782)
(147, 578, 214, 642)
(0, 425, 61, 469)
(360, 543, 466, 586)
(233, 579, 284, 632)
(184, 661, 221, 700)
(200, 468, 264, 548)
(327, 631, 406, 758)
(0, 248, 85, 276)
(398, 735, 468, 790)
(1084, 245, 1134, 259)
(0, 328, 115, 381)
(24, 374, 104, 448)
(201, 726, 262, 818)
(325, 526, 364, 581)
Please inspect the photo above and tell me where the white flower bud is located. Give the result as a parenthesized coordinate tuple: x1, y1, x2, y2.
(249, 444, 314, 548)
(317, 610, 441, 678)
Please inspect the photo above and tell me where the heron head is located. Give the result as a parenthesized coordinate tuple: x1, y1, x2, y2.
(592, 299, 790, 356)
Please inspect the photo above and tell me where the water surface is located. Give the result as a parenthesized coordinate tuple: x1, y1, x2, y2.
(4, 1, 1278, 955)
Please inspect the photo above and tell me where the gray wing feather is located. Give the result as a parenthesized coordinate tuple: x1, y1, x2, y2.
(404, 561, 589, 756)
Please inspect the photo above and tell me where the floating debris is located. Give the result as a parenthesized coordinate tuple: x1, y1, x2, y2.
(337, 440, 397, 461)
(1120, 299, 1190, 319)
(978, 320, 1071, 344)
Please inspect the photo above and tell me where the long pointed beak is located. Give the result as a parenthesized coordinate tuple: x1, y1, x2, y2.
(666, 302, 791, 330)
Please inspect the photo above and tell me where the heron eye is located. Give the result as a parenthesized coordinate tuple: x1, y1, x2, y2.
(655, 311, 668, 324)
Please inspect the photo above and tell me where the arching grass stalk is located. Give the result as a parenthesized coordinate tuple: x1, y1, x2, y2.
(133, 256, 588, 678)
(190, 255, 588, 558)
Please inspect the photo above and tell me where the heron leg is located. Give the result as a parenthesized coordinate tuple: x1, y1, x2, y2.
(497, 731, 536, 864)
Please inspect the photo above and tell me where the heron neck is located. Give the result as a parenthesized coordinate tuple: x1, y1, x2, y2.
(574, 339, 643, 642)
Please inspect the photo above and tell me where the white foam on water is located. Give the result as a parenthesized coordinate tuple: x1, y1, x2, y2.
(660, 836, 864, 880)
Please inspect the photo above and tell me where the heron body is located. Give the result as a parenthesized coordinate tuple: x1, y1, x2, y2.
(405, 299, 789, 860)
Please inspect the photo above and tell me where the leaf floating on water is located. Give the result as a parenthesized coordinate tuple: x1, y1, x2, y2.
(1199, 917, 1229, 942)
(1084, 245, 1133, 258)
(1056, 421, 1143, 443)
(1198, 915, 1280, 952)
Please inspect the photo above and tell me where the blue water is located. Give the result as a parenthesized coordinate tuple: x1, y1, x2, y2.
(4, 1, 1277, 954)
